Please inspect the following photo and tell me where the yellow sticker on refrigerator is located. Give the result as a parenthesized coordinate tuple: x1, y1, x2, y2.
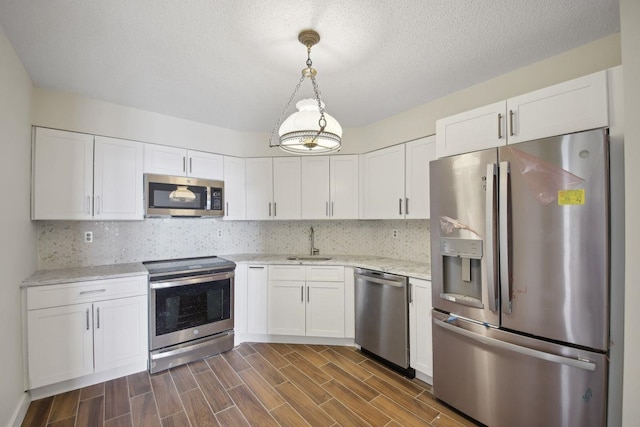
(558, 189, 585, 205)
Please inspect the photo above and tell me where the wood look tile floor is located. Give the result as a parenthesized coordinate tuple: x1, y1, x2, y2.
(22, 343, 480, 427)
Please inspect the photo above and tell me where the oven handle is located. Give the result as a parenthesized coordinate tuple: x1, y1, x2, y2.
(149, 271, 235, 289)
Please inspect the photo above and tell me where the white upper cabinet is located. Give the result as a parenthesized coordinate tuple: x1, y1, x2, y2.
(300, 155, 359, 220)
(246, 157, 301, 220)
(435, 70, 609, 158)
(144, 144, 223, 180)
(404, 136, 436, 219)
(223, 156, 246, 220)
(361, 137, 435, 219)
(33, 128, 143, 220)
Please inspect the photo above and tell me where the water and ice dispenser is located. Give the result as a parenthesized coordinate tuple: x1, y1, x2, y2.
(439, 237, 484, 308)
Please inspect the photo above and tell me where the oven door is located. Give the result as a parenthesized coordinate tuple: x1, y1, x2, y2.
(150, 271, 234, 351)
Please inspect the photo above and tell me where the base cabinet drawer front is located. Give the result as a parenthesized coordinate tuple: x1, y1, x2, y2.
(268, 265, 305, 281)
(27, 303, 94, 389)
(27, 276, 148, 310)
(305, 265, 344, 282)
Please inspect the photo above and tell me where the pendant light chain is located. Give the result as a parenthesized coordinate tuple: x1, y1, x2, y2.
(268, 72, 305, 147)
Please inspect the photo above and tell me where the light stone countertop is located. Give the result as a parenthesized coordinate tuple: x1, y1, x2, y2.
(22, 255, 430, 287)
(22, 262, 148, 287)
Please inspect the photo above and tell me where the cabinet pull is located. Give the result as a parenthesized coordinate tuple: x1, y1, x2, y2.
(248, 266, 264, 269)
(331, 202, 334, 216)
(95, 196, 100, 215)
(405, 198, 409, 215)
(509, 110, 515, 136)
(399, 198, 403, 215)
(307, 287, 310, 303)
(225, 202, 229, 216)
(96, 307, 100, 329)
(86, 308, 90, 330)
(274, 202, 277, 217)
(498, 113, 503, 139)
(326, 202, 329, 217)
(301, 286, 304, 302)
(80, 289, 106, 295)
(409, 283, 413, 303)
(183, 156, 186, 173)
(85, 196, 91, 215)
(189, 157, 193, 173)
(268, 202, 272, 217)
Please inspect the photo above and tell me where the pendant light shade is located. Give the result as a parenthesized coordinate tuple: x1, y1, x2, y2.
(269, 29, 342, 155)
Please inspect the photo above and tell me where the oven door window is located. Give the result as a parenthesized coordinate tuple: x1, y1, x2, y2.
(148, 182, 208, 210)
(155, 279, 231, 336)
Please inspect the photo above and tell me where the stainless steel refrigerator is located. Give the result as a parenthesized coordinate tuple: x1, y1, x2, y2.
(429, 128, 610, 427)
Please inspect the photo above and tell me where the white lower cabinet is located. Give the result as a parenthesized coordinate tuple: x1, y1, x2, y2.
(26, 276, 148, 389)
(246, 265, 268, 334)
(409, 277, 433, 380)
(268, 265, 345, 338)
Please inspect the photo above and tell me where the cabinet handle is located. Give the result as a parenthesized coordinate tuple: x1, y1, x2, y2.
(268, 202, 272, 217)
(399, 198, 403, 215)
(80, 289, 106, 295)
(96, 307, 100, 329)
(248, 266, 264, 269)
(95, 196, 100, 215)
(86, 308, 90, 330)
(85, 196, 91, 215)
(405, 198, 409, 215)
(326, 202, 329, 217)
(183, 156, 186, 173)
(225, 202, 229, 216)
(307, 287, 310, 303)
(274, 202, 277, 217)
(409, 283, 413, 303)
(189, 157, 193, 173)
(301, 286, 304, 302)
(509, 110, 515, 136)
(331, 202, 334, 216)
(498, 113, 503, 139)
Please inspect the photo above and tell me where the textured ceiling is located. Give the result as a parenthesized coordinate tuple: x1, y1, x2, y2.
(0, 0, 620, 133)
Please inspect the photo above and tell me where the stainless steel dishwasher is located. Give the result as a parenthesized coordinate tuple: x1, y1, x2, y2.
(354, 268, 415, 378)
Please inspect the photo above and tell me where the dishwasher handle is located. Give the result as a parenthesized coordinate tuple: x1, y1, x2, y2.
(354, 270, 406, 288)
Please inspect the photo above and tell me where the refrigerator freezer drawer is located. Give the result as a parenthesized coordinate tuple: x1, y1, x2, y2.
(432, 311, 607, 427)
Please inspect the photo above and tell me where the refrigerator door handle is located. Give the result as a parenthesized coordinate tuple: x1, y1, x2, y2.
(499, 161, 512, 314)
(433, 319, 596, 372)
(485, 163, 498, 312)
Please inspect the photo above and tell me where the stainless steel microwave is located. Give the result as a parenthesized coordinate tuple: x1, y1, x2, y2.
(144, 173, 224, 217)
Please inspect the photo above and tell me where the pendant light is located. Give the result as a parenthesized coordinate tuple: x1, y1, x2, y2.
(269, 29, 342, 155)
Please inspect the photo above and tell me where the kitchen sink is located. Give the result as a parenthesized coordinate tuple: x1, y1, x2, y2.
(286, 255, 332, 261)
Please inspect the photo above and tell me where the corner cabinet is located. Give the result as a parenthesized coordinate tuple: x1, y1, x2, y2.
(409, 277, 433, 381)
(436, 70, 609, 158)
(143, 144, 224, 180)
(245, 157, 301, 220)
(360, 136, 436, 219)
(223, 156, 246, 220)
(26, 276, 148, 389)
(33, 128, 144, 220)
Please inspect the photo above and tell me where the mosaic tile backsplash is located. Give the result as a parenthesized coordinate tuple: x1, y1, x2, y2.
(37, 219, 430, 269)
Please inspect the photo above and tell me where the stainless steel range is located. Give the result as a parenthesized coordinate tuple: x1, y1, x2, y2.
(144, 256, 235, 373)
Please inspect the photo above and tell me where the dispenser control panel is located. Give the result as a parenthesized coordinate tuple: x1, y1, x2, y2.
(440, 238, 483, 259)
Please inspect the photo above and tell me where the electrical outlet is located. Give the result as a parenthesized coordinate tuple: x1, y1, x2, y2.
(84, 231, 93, 243)
(392, 229, 399, 238)
(217, 229, 223, 237)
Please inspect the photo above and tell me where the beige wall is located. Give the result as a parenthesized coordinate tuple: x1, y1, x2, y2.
(620, 0, 640, 425)
(0, 28, 36, 426)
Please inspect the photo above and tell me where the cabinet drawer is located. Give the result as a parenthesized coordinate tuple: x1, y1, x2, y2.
(305, 266, 344, 282)
(268, 265, 305, 281)
(27, 276, 148, 310)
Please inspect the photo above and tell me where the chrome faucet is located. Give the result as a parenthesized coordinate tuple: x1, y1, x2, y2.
(309, 226, 319, 255)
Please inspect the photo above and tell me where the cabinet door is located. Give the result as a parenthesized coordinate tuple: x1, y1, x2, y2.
(188, 150, 224, 180)
(27, 303, 94, 388)
(273, 157, 301, 220)
(306, 281, 345, 338)
(93, 296, 148, 373)
(234, 263, 248, 337)
(223, 156, 246, 220)
(435, 101, 506, 158)
(344, 267, 355, 339)
(405, 136, 436, 219)
(507, 70, 608, 145)
(361, 145, 405, 219)
(245, 158, 273, 220)
(268, 280, 306, 336)
(409, 278, 433, 379)
(94, 136, 144, 220)
(32, 128, 94, 220)
(301, 156, 331, 219)
(247, 265, 268, 334)
(143, 144, 187, 176)
(330, 155, 359, 219)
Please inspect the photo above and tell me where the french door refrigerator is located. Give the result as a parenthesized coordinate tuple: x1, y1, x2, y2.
(430, 128, 610, 427)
